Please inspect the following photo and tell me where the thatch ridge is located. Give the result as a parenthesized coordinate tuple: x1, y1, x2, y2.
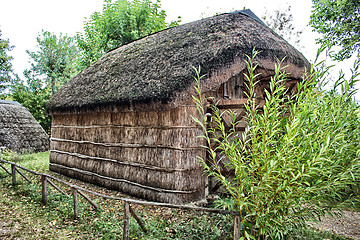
(47, 10, 309, 114)
(0, 101, 50, 153)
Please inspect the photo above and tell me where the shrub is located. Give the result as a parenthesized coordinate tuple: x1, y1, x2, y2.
(193, 51, 360, 239)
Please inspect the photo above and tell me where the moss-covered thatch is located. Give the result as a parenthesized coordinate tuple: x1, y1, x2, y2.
(47, 10, 309, 114)
(0, 101, 49, 153)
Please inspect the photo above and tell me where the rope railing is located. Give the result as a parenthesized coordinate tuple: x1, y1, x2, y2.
(0, 158, 242, 240)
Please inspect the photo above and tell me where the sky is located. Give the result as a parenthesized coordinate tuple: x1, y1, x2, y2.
(0, 0, 358, 100)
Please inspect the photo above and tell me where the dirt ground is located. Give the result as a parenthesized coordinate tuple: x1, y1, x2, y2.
(0, 221, 16, 237)
(308, 210, 360, 240)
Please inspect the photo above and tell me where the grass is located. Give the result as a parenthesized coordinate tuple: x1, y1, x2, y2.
(0, 151, 354, 239)
(0, 151, 233, 239)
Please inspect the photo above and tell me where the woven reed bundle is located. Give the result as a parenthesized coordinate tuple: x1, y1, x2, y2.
(0, 101, 49, 153)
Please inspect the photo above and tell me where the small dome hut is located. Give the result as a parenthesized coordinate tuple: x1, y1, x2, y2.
(0, 100, 49, 153)
(47, 10, 310, 204)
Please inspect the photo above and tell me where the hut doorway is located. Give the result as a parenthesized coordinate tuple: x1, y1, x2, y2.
(204, 72, 301, 195)
(205, 99, 248, 194)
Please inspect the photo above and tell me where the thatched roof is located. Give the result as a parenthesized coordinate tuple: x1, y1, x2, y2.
(0, 101, 49, 153)
(47, 10, 310, 114)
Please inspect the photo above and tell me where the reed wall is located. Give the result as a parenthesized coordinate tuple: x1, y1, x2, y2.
(50, 105, 206, 203)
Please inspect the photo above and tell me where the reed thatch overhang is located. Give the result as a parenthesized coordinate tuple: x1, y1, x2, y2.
(0, 100, 50, 153)
(47, 9, 310, 115)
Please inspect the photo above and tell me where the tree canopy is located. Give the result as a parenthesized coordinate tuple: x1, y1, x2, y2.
(75, 0, 180, 71)
(11, 85, 52, 134)
(10, 30, 77, 133)
(0, 29, 14, 97)
(26, 30, 78, 95)
(310, 0, 360, 60)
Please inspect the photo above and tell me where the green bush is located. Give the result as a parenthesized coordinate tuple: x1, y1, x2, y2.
(11, 86, 52, 134)
(193, 51, 360, 239)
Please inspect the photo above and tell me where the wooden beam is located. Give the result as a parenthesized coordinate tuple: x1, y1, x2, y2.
(72, 187, 79, 219)
(129, 205, 147, 233)
(47, 178, 69, 197)
(0, 158, 242, 216)
(52, 124, 199, 130)
(0, 159, 40, 176)
(15, 167, 31, 183)
(234, 109, 246, 123)
(49, 163, 201, 194)
(233, 215, 241, 240)
(50, 138, 202, 151)
(210, 181, 223, 193)
(11, 164, 16, 186)
(216, 99, 247, 109)
(50, 150, 195, 173)
(121, 198, 241, 216)
(41, 175, 47, 204)
(214, 99, 266, 110)
(0, 163, 11, 176)
(78, 189, 98, 210)
(123, 201, 130, 240)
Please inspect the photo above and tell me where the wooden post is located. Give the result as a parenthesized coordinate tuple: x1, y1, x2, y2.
(11, 164, 16, 186)
(41, 175, 47, 204)
(72, 187, 79, 219)
(123, 201, 130, 240)
(233, 215, 241, 240)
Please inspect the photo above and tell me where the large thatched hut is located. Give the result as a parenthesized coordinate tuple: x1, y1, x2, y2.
(0, 100, 49, 153)
(47, 10, 310, 204)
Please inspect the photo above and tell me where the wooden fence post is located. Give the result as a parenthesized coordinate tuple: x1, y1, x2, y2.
(233, 215, 241, 240)
(41, 175, 47, 204)
(11, 164, 16, 186)
(72, 187, 79, 219)
(123, 201, 130, 240)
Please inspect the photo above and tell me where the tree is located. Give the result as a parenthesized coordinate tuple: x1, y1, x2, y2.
(26, 30, 78, 95)
(0, 29, 14, 98)
(10, 31, 77, 133)
(310, 0, 360, 60)
(11, 83, 52, 134)
(75, 0, 180, 71)
(10, 68, 53, 134)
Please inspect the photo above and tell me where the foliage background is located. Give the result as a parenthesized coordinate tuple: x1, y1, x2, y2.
(75, 0, 180, 71)
(0, 30, 14, 98)
(310, 0, 360, 61)
(2, 0, 178, 134)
